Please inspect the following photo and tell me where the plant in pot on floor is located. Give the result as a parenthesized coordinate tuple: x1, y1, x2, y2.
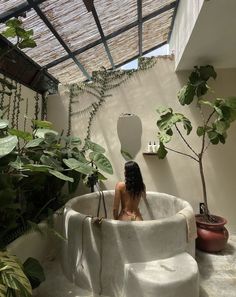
(155, 65, 236, 252)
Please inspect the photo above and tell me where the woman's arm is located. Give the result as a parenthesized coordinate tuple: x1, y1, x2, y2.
(113, 182, 121, 220)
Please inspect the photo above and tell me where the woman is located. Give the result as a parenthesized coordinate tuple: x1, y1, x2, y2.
(113, 161, 146, 221)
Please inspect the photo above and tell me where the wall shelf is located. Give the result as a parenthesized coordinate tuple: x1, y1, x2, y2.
(143, 152, 158, 156)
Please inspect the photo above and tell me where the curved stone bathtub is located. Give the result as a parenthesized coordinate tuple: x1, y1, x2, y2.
(62, 191, 196, 297)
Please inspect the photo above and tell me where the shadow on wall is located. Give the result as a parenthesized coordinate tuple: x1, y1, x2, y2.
(117, 113, 142, 160)
(143, 156, 180, 197)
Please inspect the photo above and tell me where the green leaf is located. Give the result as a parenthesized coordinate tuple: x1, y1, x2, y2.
(9, 156, 29, 170)
(157, 142, 168, 159)
(48, 170, 74, 183)
(197, 126, 205, 136)
(91, 153, 113, 175)
(5, 19, 22, 28)
(120, 149, 133, 161)
(215, 120, 228, 135)
(25, 138, 44, 148)
(9, 129, 33, 141)
(158, 130, 171, 143)
(207, 131, 220, 145)
(63, 158, 94, 175)
(0, 251, 32, 297)
(32, 120, 53, 129)
(0, 135, 18, 158)
(156, 107, 172, 115)
(18, 38, 37, 49)
(0, 119, 8, 130)
(34, 129, 58, 139)
(198, 65, 217, 80)
(40, 155, 63, 171)
(23, 258, 45, 290)
(1, 27, 16, 38)
(178, 84, 196, 105)
(97, 172, 108, 181)
(24, 164, 51, 172)
(84, 139, 105, 153)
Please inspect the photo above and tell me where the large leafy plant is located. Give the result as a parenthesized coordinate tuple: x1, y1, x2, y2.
(156, 65, 236, 220)
(0, 112, 113, 246)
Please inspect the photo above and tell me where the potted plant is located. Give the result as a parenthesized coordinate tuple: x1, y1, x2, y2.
(155, 65, 236, 252)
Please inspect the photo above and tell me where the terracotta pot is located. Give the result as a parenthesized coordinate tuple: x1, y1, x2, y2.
(195, 214, 229, 253)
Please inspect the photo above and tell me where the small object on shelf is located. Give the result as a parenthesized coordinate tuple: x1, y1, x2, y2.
(147, 141, 152, 153)
(152, 141, 157, 153)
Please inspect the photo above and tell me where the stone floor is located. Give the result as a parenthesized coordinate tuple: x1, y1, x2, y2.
(35, 235, 236, 297)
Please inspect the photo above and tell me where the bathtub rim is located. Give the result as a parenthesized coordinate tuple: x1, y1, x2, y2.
(64, 190, 192, 225)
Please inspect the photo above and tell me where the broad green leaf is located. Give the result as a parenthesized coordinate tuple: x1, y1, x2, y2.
(97, 172, 107, 181)
(0, 251, 32, 297)
(23, 258, 45, 290)
(5, 19, 22, 28)
(178, 84, 195, 105)
(63, 158, 94, 175)
(48, 170, 74, 183)
(156, 107, 172, 115)
(92, 153, 113, 174)
(18, 38, 37, 49)
(25, 138, 44, 148)
(0, 135, 18, 158)
(34, 129, 58, 139)
(120, 149, 133, 161)
(197, 126, 205, 136)
(215, 120, 228, 135)
(32, 120, 53, 129)
(198, 65, 217, 80)
(157, 142, 168, 159)
(0, 119, 8, 129)
(8, 129, 33, 141)
(84, 139, 105, 153)
(207, 131, 219, 145)
(9, 156, 29, 170)
(65, 136, 82, 146)
(24, 164, 51, 172)
(158, 130, 171, 143)
(40, 155, 63, 171)
(1, 27, 16, 38)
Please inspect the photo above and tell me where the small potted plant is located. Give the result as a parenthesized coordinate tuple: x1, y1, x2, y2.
(155, 65, 236, 252)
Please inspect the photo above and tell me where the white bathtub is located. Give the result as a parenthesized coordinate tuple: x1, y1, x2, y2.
(62, 191, 196, 297)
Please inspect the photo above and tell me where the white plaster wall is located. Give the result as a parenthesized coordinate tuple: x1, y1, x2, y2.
(169, 0, 204, 69)
(47, 58, 236, 232)
(1, 74, 42, 131)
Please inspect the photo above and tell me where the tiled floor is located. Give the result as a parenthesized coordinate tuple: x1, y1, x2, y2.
(35, 235, 236, 297)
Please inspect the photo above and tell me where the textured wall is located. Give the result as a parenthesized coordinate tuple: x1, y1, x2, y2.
(48, 58, 236, 232)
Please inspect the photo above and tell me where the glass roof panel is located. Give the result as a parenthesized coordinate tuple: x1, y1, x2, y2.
(17, 9, 67, 66)
(142, 9, 174, 52)
(76, 43, 111, 75)
(48, 58, 86, 84)
(40, 0, 100, 52)
(107, 26, 138, 66)
(142, 0, 176, 17)
(95, 0, 137, 36)
(0, 0, 26, 15)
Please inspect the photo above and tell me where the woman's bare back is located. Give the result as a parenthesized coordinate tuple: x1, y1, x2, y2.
(113, 182, 143, 221)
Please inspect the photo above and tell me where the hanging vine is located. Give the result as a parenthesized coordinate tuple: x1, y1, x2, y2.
(65, 56, 158, 141)
(41, 91, 48, 120)
(34, 92, 40, 120)
(11, 81, 18, 128)
(0, 74, 6, 111)
(15, 84, 24, 129)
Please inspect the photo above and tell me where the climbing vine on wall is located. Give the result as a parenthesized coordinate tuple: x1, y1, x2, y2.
(65, 56, 158, 141)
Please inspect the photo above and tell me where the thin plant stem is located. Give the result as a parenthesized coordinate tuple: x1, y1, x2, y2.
(174, 124, 198, 157)
(165, 146, 199, 162)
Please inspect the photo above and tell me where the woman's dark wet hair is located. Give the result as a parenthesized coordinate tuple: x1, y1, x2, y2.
(125, 161, 145, 198)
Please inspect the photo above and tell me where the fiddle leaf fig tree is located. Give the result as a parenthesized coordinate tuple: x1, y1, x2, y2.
(156, 65, 236, 220)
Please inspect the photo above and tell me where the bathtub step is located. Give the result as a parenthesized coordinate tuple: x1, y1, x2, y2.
(123, 252, 199, 297)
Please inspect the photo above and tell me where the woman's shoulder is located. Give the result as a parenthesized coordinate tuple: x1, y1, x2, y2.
(115, 181, 125, 190)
